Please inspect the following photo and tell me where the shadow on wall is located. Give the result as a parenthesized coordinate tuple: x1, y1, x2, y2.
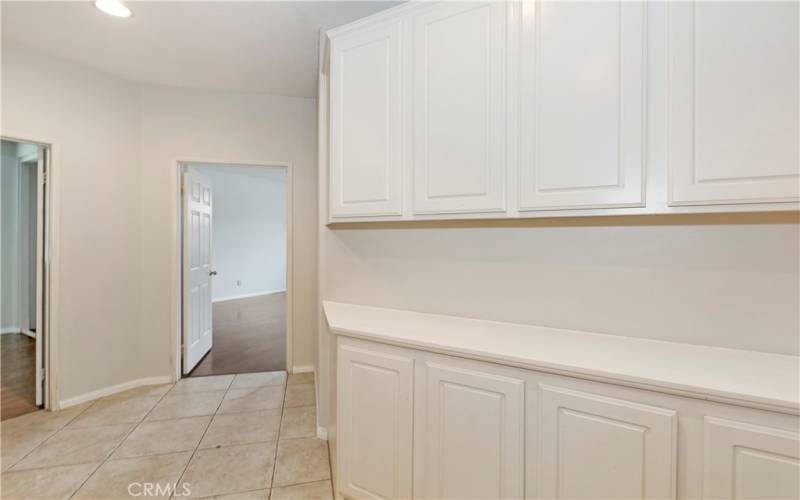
(328, 211, 800, 230)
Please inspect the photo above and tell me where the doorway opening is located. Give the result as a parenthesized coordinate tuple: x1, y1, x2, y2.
(178, 162, 291, 379)
(1, 137, 50, 420)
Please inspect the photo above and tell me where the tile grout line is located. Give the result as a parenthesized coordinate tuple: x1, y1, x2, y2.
(4, 421, 186, 475)
(192, 486, 268, 500)
(3, 398, 100, 472)
(67, 385, 178, 499)
(3, 373, 324, 498)
(169, 376, 236, 500)
(267, 374, 289, 500)
(326, 383, 335, 499)
(275, 478, 333, 489)
(313, 371, 335, 500)
(271, 374, 333, 499)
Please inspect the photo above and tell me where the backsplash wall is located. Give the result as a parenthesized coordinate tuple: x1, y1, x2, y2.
(323, 217, 799, 356)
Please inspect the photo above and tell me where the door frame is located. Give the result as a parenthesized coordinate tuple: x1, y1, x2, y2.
(2, 134, 58, 410)
(173, 159, 294, 380)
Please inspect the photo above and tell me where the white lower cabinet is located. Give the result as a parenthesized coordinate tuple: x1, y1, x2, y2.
(416, 360, 525, 499)
(336, 336, 799, 499)
(536, 384, 677, 499)
(337, 340, 414, 500)
(703, 416, 800, 499)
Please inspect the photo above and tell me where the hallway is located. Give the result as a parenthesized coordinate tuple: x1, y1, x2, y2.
(189, 293, 287, 377)
(1, 371, 328, 499)
(1, 334, 37, 421)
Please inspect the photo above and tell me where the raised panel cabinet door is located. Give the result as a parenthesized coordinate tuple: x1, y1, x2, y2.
(519, 0, 646, 210)
(337, 341, 413, 500)
(668, 1, 800, 206)
(421, 361, 525, 499)
(412, 2, 507, 215)
(329, 21, 403, 218)
(703, 416, 800, 499)
(538, 385, 677, 499)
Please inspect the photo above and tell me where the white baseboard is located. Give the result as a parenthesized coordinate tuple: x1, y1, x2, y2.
(1, 329, 36, 338)
(212, 289, 286, 303)
(292, 364, 315, 374)
(58, 376, 173, 409)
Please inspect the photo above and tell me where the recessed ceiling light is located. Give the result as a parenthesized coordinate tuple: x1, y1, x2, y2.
(94, 0, 132, 18)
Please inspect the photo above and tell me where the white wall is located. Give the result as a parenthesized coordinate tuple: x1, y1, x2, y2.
(323, 220, 799, 353)
(193, 165, 287, 302)
(139, 85, 318, 375)
(1, 140, 20, 331)
(3, 26, 796, 428)
(1, 40, 319, 402)
(1, 41, 143, 401)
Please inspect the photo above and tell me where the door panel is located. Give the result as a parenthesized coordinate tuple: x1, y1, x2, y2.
(183, 170, 213, 374)
(704, 416, 800, 499)
(329, 21, 403, 218)
(519, 0, 645, 210)
(421, 360, 524, 499)
(338, 341, 413, 500)
(538, 384, 676, 499)
(667, 1, 800, 205)
(35, 148, 45, 406)
(412, 2, 507, 214)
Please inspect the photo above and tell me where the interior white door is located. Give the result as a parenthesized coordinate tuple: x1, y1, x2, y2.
(34, 148, 45, 406)
(518, 0, 646, 210)
(17, 157, 34, 336)
(182, 169, 214, 374)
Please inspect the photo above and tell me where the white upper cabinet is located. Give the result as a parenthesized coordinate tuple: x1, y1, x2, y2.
(325, 1, 799, 221)
(411, 2, 508, 215)
(518, 0, 646, 210)
(703, 416, 800, 499)
(667, 1, 800, 206)
(329, 20, 403, 218)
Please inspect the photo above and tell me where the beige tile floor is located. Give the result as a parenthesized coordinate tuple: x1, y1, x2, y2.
(1, 372, 331, 500)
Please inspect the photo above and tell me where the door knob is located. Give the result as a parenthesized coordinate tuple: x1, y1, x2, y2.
(209, 270, 218, 276)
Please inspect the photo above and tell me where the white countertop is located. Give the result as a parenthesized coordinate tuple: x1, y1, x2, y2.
(324, 301, 800, 414)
